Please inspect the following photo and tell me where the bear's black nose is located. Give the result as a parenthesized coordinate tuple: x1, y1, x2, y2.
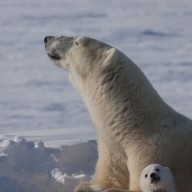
(150, 173, 160, 183)
(44, 36, 54, 43)
(150, 173, 156, 179)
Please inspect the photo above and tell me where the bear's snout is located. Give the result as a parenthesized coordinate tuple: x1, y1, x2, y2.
(150, 173, 160, 183)
(44, 36, 54, 43)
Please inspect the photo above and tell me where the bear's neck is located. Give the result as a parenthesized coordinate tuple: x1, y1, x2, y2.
(75, 54, 173, 142)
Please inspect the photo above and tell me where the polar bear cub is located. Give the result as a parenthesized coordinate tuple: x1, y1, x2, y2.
(140, 164, 176, 192)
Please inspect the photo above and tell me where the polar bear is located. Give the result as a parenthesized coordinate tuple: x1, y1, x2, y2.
(140, 164, 176, 192)
(96, 164, 176, 192)
(44, 36, 192, 192)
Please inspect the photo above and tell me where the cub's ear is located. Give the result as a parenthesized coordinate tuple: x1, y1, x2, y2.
(102, 48, 118, 67)
(164, 167, 171, 172)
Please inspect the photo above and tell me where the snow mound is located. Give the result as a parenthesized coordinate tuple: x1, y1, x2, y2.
(51, 168, 91, 185)
(0, 136, 97, 192)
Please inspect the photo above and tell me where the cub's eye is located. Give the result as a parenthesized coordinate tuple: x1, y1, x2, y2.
(145, 174, 148, 178)
(155, 168, 159, 172)
(75, 41, 79, 45)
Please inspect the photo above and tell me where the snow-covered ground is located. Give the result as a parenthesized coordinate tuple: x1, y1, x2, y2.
(0, 0, 192, 191)
(0, 136, 95, 192)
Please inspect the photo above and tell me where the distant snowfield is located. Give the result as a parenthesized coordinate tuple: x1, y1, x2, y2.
(1, 0, 192, 145)
(0, 0, 192, 191)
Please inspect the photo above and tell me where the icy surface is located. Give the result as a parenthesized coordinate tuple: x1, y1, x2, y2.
(0, 0, 192, 191)
(0, 0, 192, 145)
(0, 0, 192, 144)
(0, 137, 95, 192)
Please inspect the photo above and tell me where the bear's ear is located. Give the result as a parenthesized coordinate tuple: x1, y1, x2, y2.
(74, 36, 91, 47)
(164, 167, 171, 172)
(102, 48, 118, 67)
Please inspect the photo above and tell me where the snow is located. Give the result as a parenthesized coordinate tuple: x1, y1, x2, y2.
(0, 136, 95, 191)
(0, 0, 192, 191)
(51, 168, 90, 185)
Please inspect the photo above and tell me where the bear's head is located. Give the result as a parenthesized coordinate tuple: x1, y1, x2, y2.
(140, 164, 176, 192)
(44, 36, 118, 82)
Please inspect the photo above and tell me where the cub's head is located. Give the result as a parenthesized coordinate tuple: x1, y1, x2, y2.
(140, 164, 176, 192)
(44, 36, 117, 81)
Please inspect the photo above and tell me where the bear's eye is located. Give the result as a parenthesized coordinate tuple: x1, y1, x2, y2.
(155, 168, 159, 172)
(75, 41, 79, 45)
(145, 174, 148, 178)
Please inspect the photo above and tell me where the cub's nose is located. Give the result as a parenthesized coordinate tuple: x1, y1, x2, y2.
(150, 172, 160, 183)
(44, 36, 54, 43)
(150, 173, 156, 179)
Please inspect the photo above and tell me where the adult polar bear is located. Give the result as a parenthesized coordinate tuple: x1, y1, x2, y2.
(44, 36, 192, 192)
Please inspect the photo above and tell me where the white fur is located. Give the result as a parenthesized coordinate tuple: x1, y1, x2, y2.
(45, 36, 192, 192)
(140, 164, 176, 192)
